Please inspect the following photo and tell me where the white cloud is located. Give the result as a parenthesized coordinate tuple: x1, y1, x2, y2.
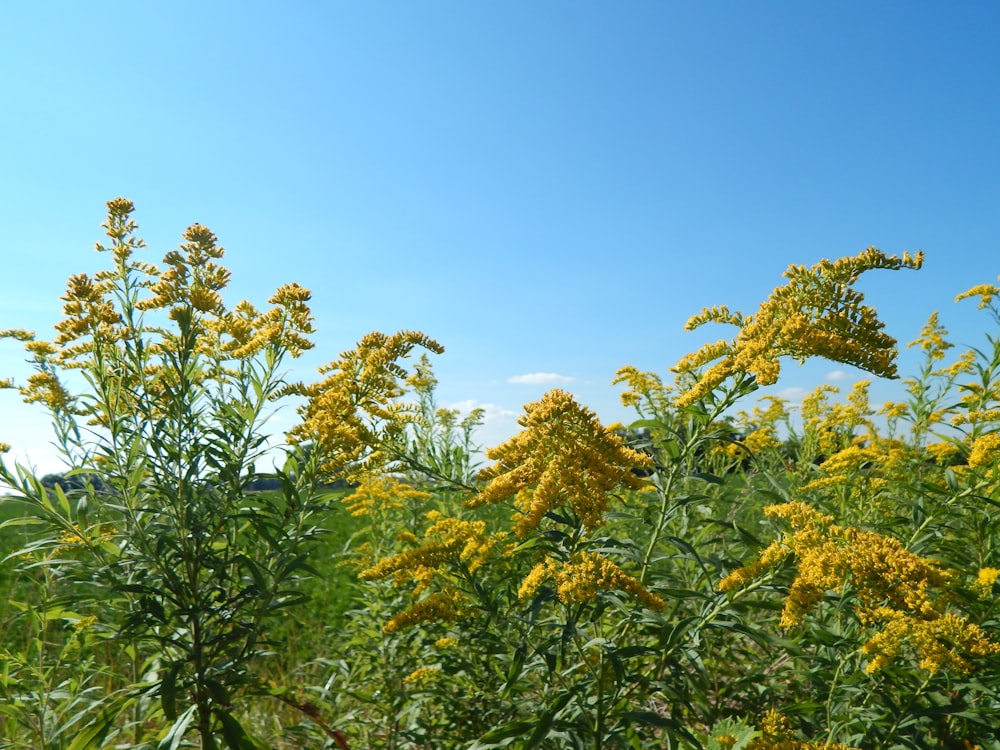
(826, 370, 849, 381)
(445, 399, 519, 423)
(507, 372, 575, 385)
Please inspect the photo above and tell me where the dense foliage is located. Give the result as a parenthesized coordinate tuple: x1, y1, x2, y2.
(1, 200, 998, 748)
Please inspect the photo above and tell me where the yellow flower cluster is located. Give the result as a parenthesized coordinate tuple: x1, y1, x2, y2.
(956, 279, 1000, 310)
(749, 709, 857, 750)
(612, 365, 672, 419)
(361, 512, 496, 589)
(53, 273, 121, 363)
(967, 433, 1000, 469)
(743, 427, 782, 455)
(720, 501, 999, 674)
(517, 552, 665, 610)
(906, 312, 953, 361)
(343, 476, 432, 518)
(288, 330, 444, 479)
(953, 408, 1000, 428)
(205, 284, 316, 361)
(674, 249, 923, 407)
(403, 665, 442, 686)
(924, 441, 961, 465)
(862, 609, 999, 674)
(975, 567, 1000, 600)
(137, 225, 229, 315)
(360, 507, 503, 633)
(383, 589, 465, 634)
(3, 199, 319, 438)
(20, 370, 75, 412)
(470, 389, 653, 535)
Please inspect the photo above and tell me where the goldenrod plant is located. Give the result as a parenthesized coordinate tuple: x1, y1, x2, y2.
(0, 199, 435, 748)
(3, 206, 1000, 748)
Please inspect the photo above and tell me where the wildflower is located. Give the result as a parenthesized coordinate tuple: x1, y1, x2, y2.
(675, 249, 922, 407)
(612, 365, 672, 418)
(403, 665, 441, 686)
(21, 371, 74, 411)
(751, 708, 857, 749)
(554, 552, 665, 609)
(288, 330, 443, 479)
(722, 500, 999, 674)
(880, 401, 909, 420)
(471, 390, 652, 534)
(0, 328, 36, 342)
(58, 527, 86, 546)
(343, 476, 431, 518)
(907, 312, 952, 360)
(862, 609, 1000, 675)
(383, 588, 463, 633)
(968, 433, 1000, 469)
(955, 280, 1000, 310)
(360, 516, 492, 583)
(975, 567, 1000, 598)
(53, 273, 120, 353)
(925, 441, 961, 464)
(743, 428, 781, 454)
(517, 558, 559, 600)
(816, 445, 881, 474)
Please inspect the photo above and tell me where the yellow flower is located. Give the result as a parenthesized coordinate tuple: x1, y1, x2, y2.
(384, 588, 463, 633)
(343, 476, 431, 518)
(968, 433, 1000, 469)
(612, 365, 672, 417)
(925, 441, 960, 464)
(907, 312, 952, 360)
(553, 552, 665, 609)
(722, 500, 999, 674)
(976, 567, 1000, 595)
(471, 389, 652, 534)
(743, 428, 781, 454)
(403, 665, 441, 685)
(674, 249, 922, 407)
(21, 371, 74, 411)
(288, 330, 443, 479)
(955, 281, 1000, 309)
(816, 445, 880, 474)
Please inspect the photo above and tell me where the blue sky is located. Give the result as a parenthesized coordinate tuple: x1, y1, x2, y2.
(2, 2, 999, 473)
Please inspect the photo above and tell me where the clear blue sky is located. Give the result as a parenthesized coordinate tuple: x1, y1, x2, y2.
(2, 2, 999, 473)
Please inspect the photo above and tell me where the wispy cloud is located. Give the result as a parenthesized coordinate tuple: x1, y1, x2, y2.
(446, 399, 519, 423)
(826, 370, 849, 381)
(507, 372, 575, 385)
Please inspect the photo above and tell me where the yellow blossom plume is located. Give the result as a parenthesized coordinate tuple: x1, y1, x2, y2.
(956, 278, 1000, 310)
(967, 433, 1000, 469)
(720, 501, 1000, 674)
(343, 475, 432, 518)
(675, 248, 923, 407)
(287, 330, 444, 479)
(518, 551, 664, 610)
(470, 389, 653, 534)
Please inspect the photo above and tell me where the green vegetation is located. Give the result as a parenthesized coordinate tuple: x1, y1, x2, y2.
(1, 200, 999, 748)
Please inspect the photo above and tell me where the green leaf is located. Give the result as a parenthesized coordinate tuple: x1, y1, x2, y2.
(217, 710, 268, 750)
(157, 705, 197, 750)
(468, 720, 538, 748)
(161, 662, 182, 721)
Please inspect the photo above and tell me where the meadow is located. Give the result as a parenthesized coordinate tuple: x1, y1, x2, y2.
(1, 200, 998, 749)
